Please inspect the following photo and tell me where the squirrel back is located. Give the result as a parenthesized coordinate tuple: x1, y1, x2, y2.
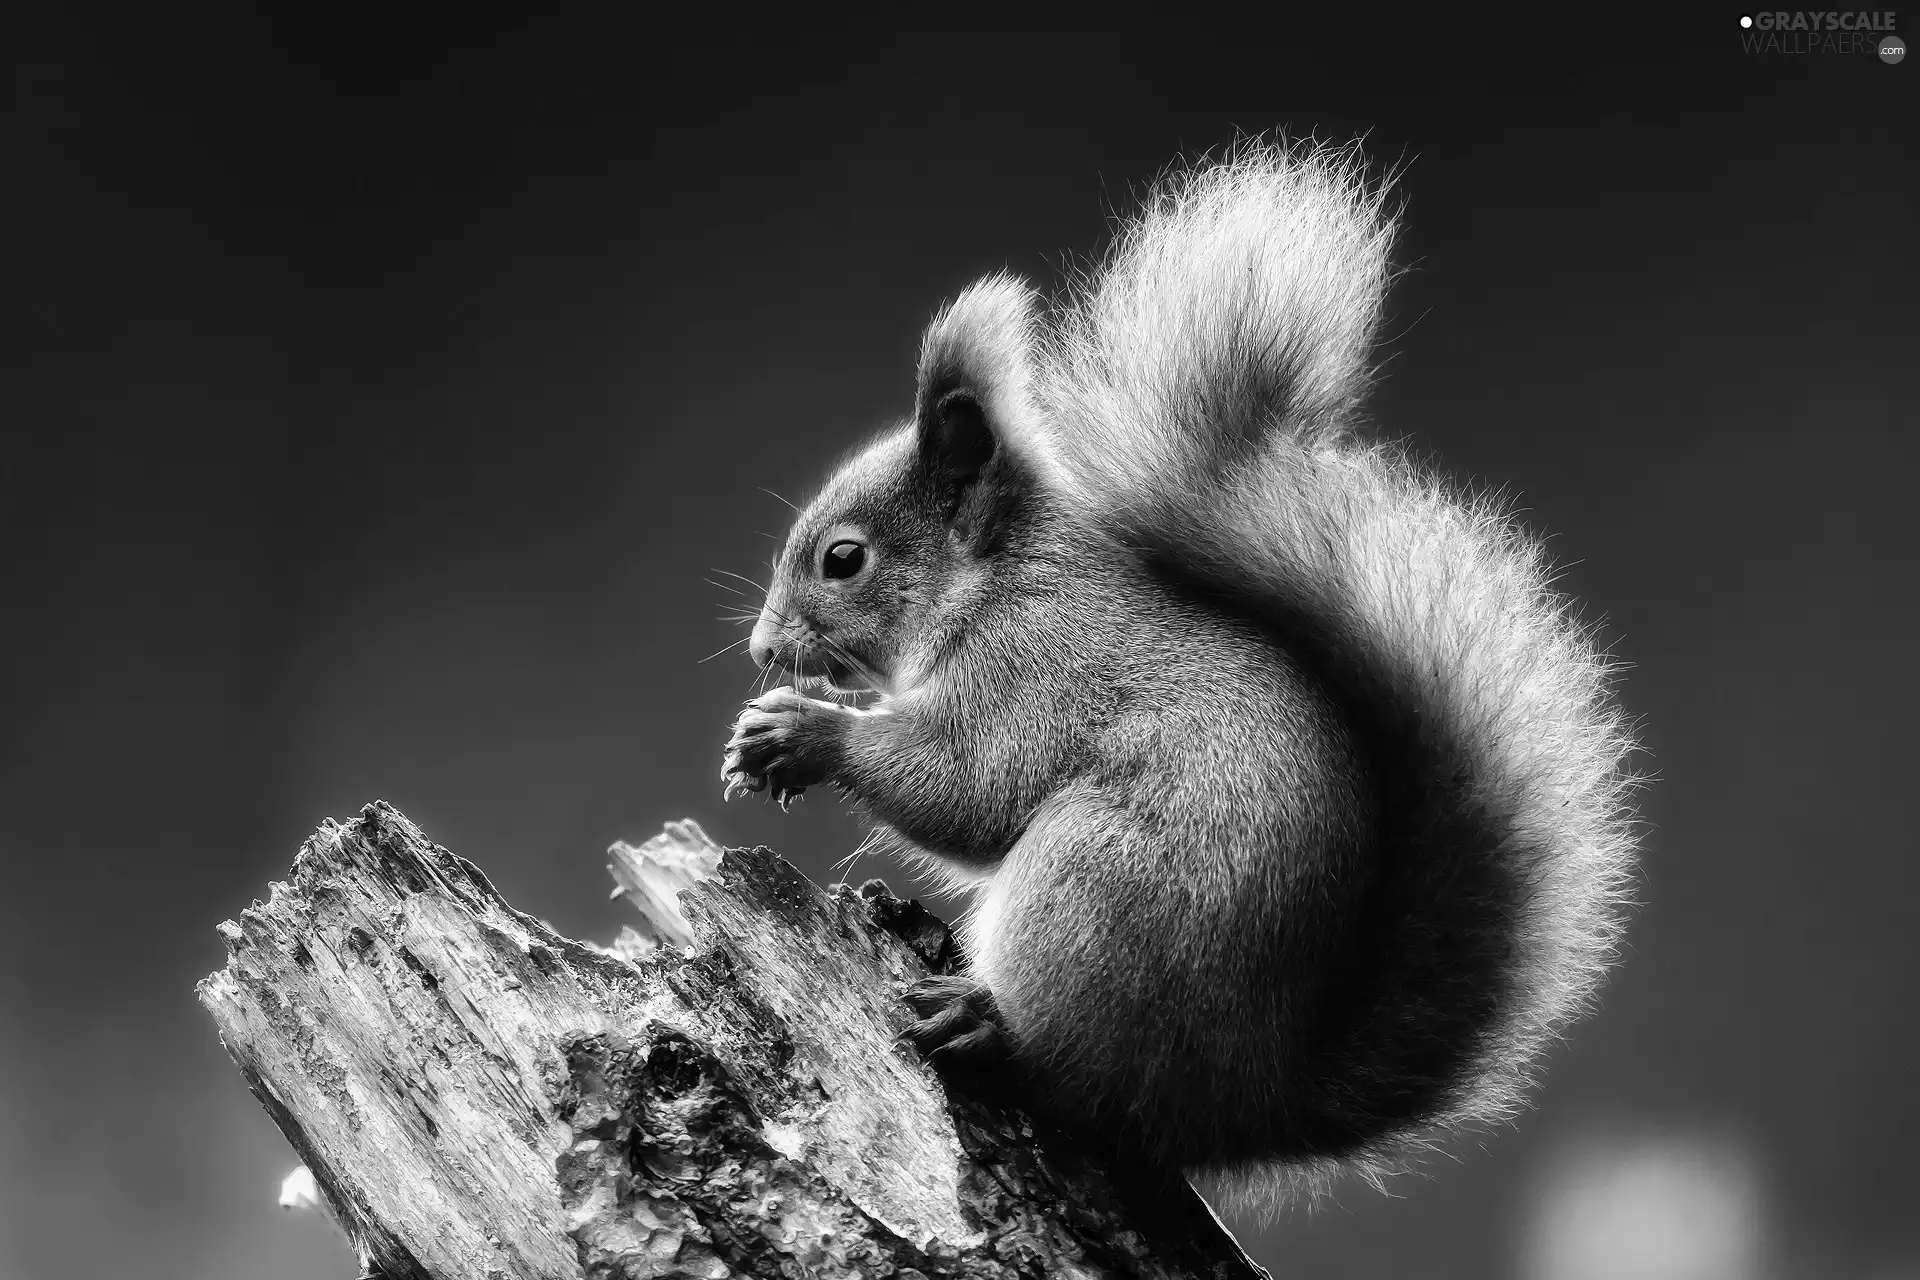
(993, 142, 1637, 1197)
(727, 140, 1639, 1211)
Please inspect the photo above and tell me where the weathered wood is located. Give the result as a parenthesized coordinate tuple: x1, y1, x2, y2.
(198, 801, 1268, 1279)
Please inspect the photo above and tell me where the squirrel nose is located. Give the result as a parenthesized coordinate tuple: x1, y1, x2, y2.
(747, 618, 782, 671)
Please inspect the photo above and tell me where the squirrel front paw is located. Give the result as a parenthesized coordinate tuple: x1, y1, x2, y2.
(720, 687, 850, 809)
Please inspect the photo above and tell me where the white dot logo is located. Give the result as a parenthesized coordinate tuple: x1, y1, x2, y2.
(1881, 35, 1907, 63)
(1739, 14, 1753, 27)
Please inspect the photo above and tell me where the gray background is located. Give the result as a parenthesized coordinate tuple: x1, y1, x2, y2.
(4, 13, 1913, 1279)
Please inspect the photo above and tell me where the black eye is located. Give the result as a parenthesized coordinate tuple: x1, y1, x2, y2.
(821, 540, 866, 579)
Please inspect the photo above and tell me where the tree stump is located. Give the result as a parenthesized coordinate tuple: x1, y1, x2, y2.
(198, 801, 1268, 1279)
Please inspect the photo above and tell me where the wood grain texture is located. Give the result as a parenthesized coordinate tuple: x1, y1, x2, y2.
(199, 801, 1268, 1279)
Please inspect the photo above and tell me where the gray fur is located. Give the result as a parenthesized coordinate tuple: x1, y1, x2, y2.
(724, 139, 1640, 1215)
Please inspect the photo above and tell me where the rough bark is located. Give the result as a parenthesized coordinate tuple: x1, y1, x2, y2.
(198, 801, 1268, 1279)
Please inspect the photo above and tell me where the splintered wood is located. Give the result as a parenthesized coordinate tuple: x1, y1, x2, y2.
(198, 801, 1266, 1279)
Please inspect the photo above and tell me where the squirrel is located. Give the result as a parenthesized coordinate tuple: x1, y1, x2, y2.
(719, 140, 1638, 1210)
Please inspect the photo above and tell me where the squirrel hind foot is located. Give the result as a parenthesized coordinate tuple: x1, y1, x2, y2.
(902, 975, 1015, 1075)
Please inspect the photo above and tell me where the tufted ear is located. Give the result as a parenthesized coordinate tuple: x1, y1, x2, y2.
(914, 275, 1042, 544)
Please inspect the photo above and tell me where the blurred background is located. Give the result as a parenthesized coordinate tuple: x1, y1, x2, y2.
(3, 11, 1913, 1279)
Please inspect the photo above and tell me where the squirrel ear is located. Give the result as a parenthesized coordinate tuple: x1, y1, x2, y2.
(915, 274, 1036, 448)
(925, 389, 996, 485)
(914, 275, 1040, 539)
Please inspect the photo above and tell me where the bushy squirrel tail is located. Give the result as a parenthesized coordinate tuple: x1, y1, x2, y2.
(992, 140, 1639, 1202)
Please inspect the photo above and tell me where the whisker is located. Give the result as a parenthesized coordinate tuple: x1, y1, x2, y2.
(705, 577, 758, 601)
(711, 567, 770, 593)
(833, 828, 888, 882)
(697, 636, 753, 664)
(758, 487, 801, 513)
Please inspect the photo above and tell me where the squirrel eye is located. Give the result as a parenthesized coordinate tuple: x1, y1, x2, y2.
(821, 540, 866, 580)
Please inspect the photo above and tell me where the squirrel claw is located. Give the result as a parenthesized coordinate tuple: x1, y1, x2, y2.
(721, 769, 767, 802)
(904, 975, 1010, 1072)
(904, 974, 983, 1015)
(930, 1024, 1006, 1066)
(718, 686, 840, 812)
